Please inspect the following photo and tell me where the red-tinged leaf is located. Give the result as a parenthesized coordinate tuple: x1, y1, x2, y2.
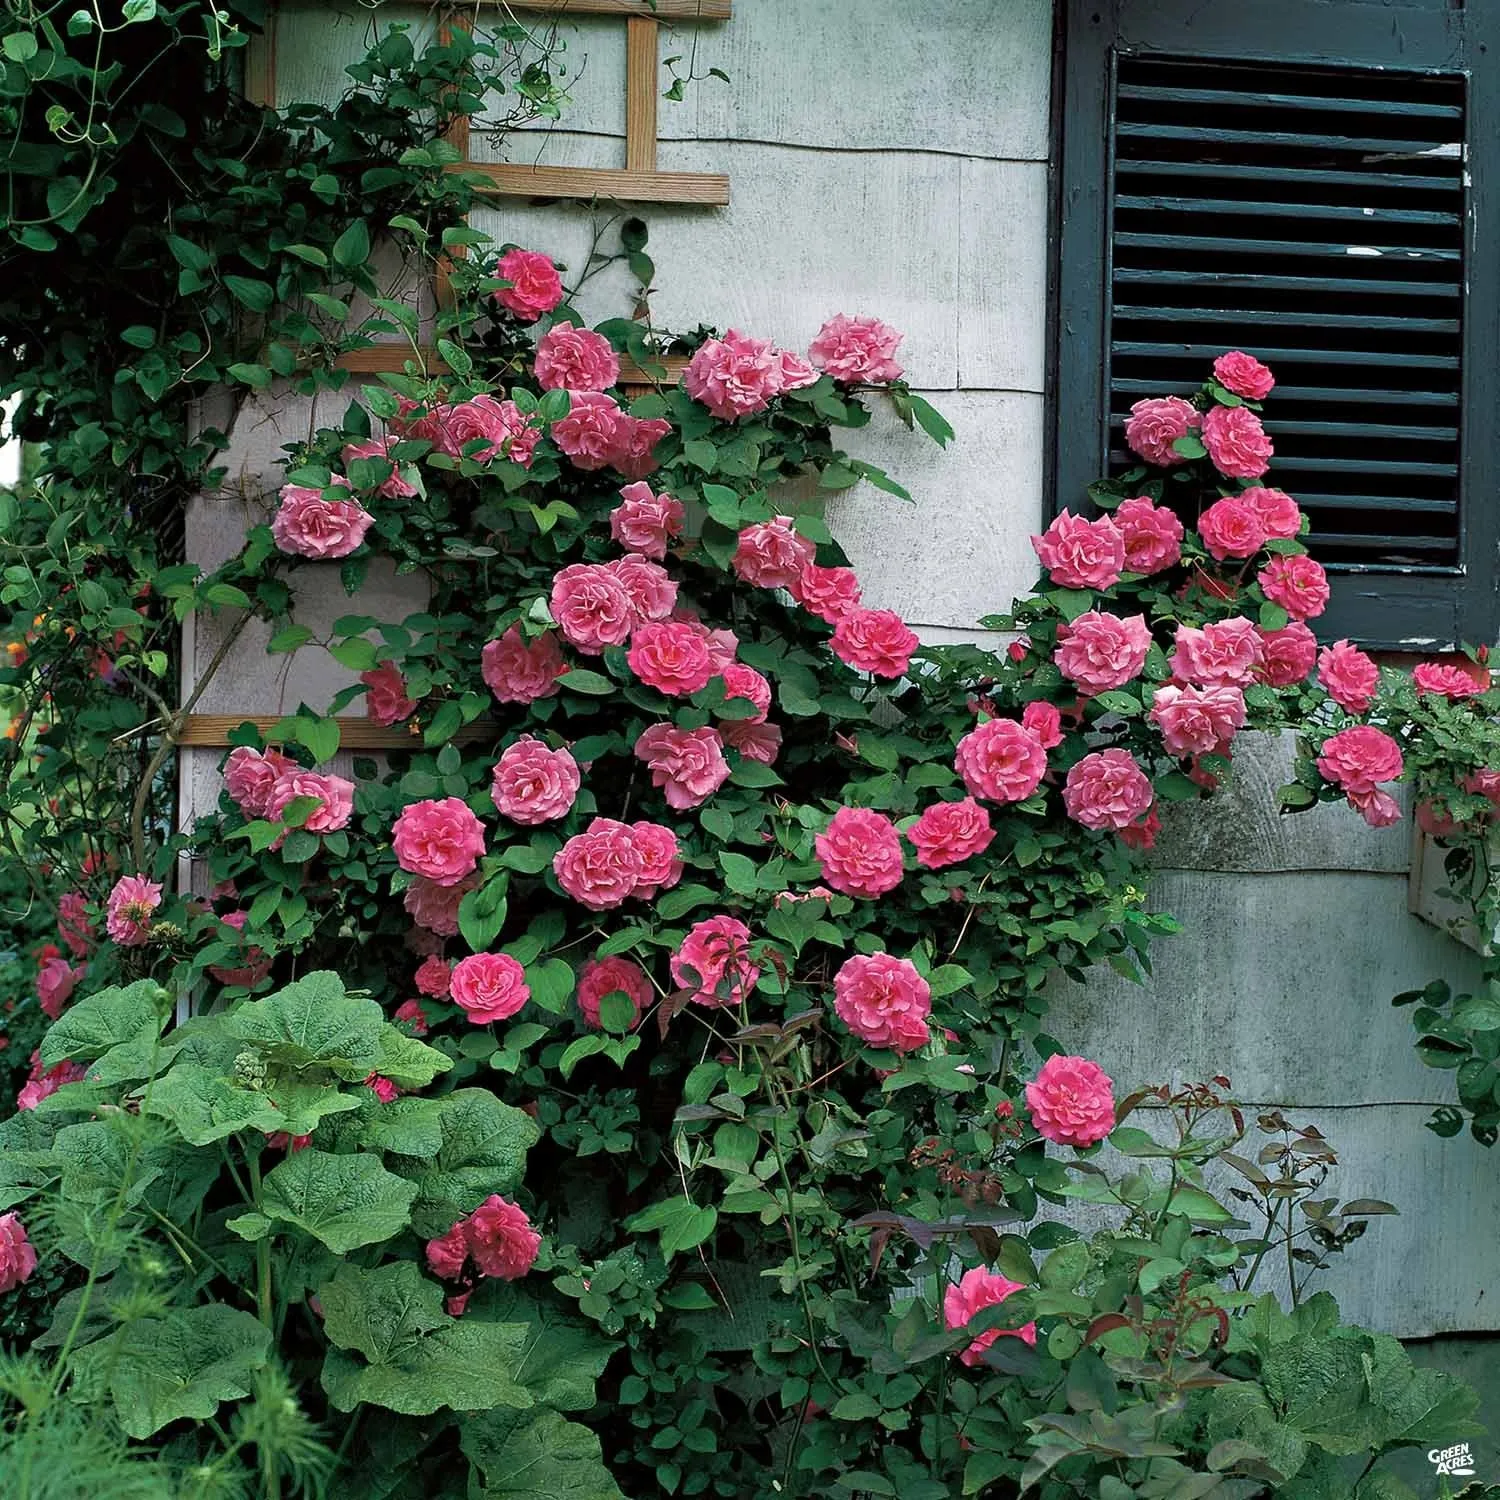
(1083, 1313, 1132, 1344)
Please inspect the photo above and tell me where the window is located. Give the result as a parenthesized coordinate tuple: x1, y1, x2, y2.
(1051, 0, 1500, 648)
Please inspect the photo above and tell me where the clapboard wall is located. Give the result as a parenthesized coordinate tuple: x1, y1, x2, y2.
(181, 0, 1500, 1337)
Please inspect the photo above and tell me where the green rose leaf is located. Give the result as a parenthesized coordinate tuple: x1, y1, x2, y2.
(75, 1304, 271, 1439)
(460, 1409, 624, 1499)
(40, 979, 169, 1082)
(387, 1089, 542, 1237)
(258, 1148, 418, 1252)
(225, 972, 386, 1079)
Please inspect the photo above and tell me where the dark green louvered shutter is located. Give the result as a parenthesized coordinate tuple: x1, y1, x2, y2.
(1053, 0, 1500, 649)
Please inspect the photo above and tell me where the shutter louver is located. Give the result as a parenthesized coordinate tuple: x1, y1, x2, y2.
(1107, 56, 1466, 572)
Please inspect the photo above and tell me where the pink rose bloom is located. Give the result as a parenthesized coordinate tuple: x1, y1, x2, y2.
(404, 873, 477, 937)
(814, 807, 905, 899)
(482, 626, 565, 704)
(719, 663, 772, 723)
(1149, 683, 1247, 757)
(361, 661, 418, 727)
(466, 1195, 541, 1280)
(491, 739, 580, 825)
(271, 484, 373, 560)
(1259, 554, 1330, 622)
(1464, 769, 1500, 808)
(635, 724, 730, 811)
(793, 563, 862, 622)
(534, 323, 620, 392)
(906, 798, 994, 870)
(1053, 611, 1152, 696)
(1202, 405, 1273, 480)
(266, 770, 355, 834)
(807, 314, 904, 384)
(723, 719, 782, 765)
(684, 329, 785, 420)
(494, 248, 563, 322)
(1063, 749, 1154, 832)
(1124, 396, 1200, 466)
(832, 952, 931, 1052)
(206, 909, 272, 987)
(608, 557, 678, 625)
(1025, 1053, 1117, 1147)
(0, 1212, 38, 1294)
(943, 1266, 1036, 1366)
(732, 516, 816, 590)
(628, 621, 716, 696)
(17, 1056, 86, 1111)
(1114, 496, 1184, 574)
(550, 563, 635, 654)
(1349, 787, 1402, 828)
(553, 818, 645, 910)
(414, 955, 451, 999)
(1238, 487, 1302, 540)
(429, 394, 533, 464)
(670, 915, 761, 1007)
(36, 956, 82, 1019)
(365, 1073, 399, 1103)
(1031, 510, 1125, 591)
(577, 956, 651, 1030)
(1021, 701, 1064, 749)
(57, 891, 93, 958)
(426, 1222, 468, 1279)
(1213, 350, 1275, 400)
(1171, 618, 1264, 688)
(106, 874, 162, 947)
(1196, 496, 1267, 562)
(493, 398, 542, 468)
(392, 797, 486, 886)
(608, 414, 672, 481)
(610, 482, 685, 560)
(394, 998, 431, 1034)
(775, 348, 820, 390)
(1318, 640, 1381, 715)
(450, 953, 530, 1025)
(1118, 805, 1161, 852)
(1317, 725, 1404, 795)
(954, 720, 1048, 804)
(831, 608, 919, 679)
(341, 436, 417, 499)
(551, 391, 625, 470)
(1413, 659, 1492, 700)
(223, 745, 297, 817)
(629, 821, 683, 900)
(1255, 622, 1318, 687)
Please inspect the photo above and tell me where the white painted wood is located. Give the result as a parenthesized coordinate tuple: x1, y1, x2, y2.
(958, 159, 1049, 394)
(271, 0, 436, 109)
(472, 137, 965, 390)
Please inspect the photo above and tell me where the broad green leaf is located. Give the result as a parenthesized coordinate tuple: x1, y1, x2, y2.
(474, 1283, 618, 1411)
(387, 1089, 541, 1236)
(146, 1065, 363, 1145)
(461, 1409, 623, 1499)
(75, 1304, 271, 1438)
(319, 1260, 447, 1363)
(40, 979, 168, 1082)
(371, 1024, 453, 1089)
(259, 1148, 417, 1252)
(358, 1096, 448, 1156)
(225, 972, 385, 1079)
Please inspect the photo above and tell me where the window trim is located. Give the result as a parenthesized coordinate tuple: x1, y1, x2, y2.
(1049, 0, 1500, 650)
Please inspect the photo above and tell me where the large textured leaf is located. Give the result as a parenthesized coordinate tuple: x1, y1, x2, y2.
(461, 1410, 624, 1499)
(75, 1304, 271, 1438)
(225, 972, 385, 1078)
(255, 1148, 417, 1252)
(372, 1024, 453, 1089)
(474, 1283, 617, 1412)
(1205, 1381, 1310, 1484)
(388, 1089, 541, 1236)
(0, 1110, 61, 1210)
(145, 1064, 362, 1145)
(40, 979, 168, 1082)
(358, 1096, 449, 1156)
(322, 1321, 535, 1416)
(319, 1261, 446, 1362)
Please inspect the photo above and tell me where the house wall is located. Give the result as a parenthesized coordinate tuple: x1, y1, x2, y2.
(181, 0, 1500, 1338)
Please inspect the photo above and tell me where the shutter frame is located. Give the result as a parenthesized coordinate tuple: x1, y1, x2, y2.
(1051, 0, 1500, 650)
